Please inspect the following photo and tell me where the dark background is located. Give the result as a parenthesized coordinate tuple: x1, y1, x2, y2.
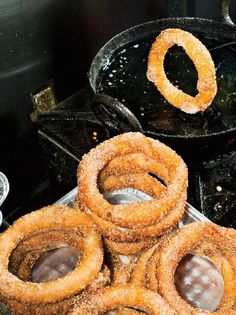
(0, 0, 236, 218)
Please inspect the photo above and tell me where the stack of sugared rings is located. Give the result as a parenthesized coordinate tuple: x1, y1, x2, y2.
(77, 132, 188, 256)
(0, 133, 235, 315)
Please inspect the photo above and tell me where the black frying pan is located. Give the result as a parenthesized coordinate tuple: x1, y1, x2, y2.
(89, 0, 236, 156)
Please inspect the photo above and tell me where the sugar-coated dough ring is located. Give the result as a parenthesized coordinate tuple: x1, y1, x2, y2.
(146, 234, 175, 293)
(77, 132, 188, 228)
(5, 294, 76, 315)
(9, 230, 84, 276)
(6, 263, 110, 315)
(77, 141, 187, 250)
(110, 254, 137, 285)
(147, 28, 217, 114)
(79, 188, 186, 243)
(0, 205, 103, 304)
(10, 230, 84, 281)
(79, 168, 185, 255)
(99, 153, 169, 184)
(100, 172, 165, 199)
(5, 231, 84, 315)
(153, 222, 236, 315)
(104, 237, 158, 255)
(130, 240, 164, 287)
(80, 169, 186, 255)
(68, 285, 177, 315)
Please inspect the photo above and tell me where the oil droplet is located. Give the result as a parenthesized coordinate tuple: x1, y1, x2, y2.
(216, 186, 222, 192)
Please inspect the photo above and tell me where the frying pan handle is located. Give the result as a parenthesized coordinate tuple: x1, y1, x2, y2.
(220, 0, 235, 26)
(90, 94, 143, 133)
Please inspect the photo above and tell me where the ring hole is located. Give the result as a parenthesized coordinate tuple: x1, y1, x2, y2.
(148, 173, 166, 187)
(31, 246, 80, 283)
(105, 307, 146, 314)
(174, 254, 224, 311)
(164, 45, 198, 97)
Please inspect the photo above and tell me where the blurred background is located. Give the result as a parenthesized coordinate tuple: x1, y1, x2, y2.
(0, 0, 235, 223)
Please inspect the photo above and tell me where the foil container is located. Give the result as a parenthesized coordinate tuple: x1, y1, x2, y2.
(0, 172, 10, 228)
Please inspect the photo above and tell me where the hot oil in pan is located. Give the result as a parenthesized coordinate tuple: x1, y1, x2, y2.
(98, 35, 236, 137)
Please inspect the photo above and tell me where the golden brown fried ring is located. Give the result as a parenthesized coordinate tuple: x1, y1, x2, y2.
(79, 189, 186, 243)
(151, 222, 236, 315)
(9, 230, 84, 277)
(6, 265, 110, 315)
(98, 168, 184, 256)
(104, 237, 158, 256)
(12, 231, 110, 286)
(99, 153, 169, 185)
(3, 232, 83, 315)
(110, 254, 138, 285)
(68, 285, 177, 315)
(5, 294, 76, 315)
(146, 234, 174, 293)
(130, 240, 165, 287)
(11, 231, 83, 282)
(0, 205, 103, 304)
(100, 172, 165, 199)
(77, 132, 188, 228)
(147, 28, 217, 114)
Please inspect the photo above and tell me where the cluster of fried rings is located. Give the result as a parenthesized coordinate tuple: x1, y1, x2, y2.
(77, 132, 188, 255)
(147, 28, 217, 114)
(1, 133, 235, 315)
(0, 205, 106, 315)
(128, 221, 236, 315)
(67, 222, 236, 315)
